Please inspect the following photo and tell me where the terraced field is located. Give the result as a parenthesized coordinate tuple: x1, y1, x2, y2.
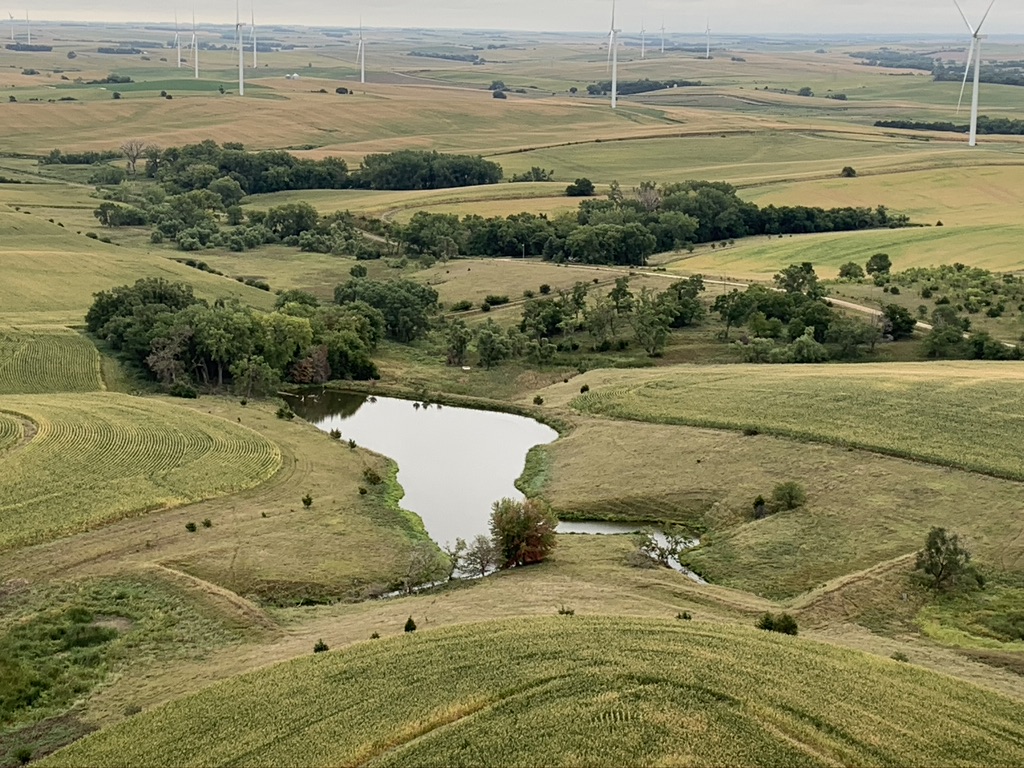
(561, 362, 1024, 480)
(0, 393, 281, 551)
(45, 617, 1024, 768)
(0, 327, 103, 394)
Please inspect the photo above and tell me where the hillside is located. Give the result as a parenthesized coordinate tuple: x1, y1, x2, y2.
(45, 616, 1024, 767)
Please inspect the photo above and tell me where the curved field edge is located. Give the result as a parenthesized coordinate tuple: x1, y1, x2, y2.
(0, 393, 282, 551)
(43, 616, 1024, 768)
(566, 362, 1024, 482)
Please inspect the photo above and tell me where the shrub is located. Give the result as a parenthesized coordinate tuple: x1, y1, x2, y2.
(363, 467, 383, 485)
(742, 427, 759, 436)
(480, 302, 491, 313)
(168, 382, 198, 399)
(348, 439, 357, 449)
(185, 522, 197, 533)
(86, 232, 99, 239)
(580, 384, 590, 394)
(891, 651, 909, 662)
(201, 518, 212, 528)
(302, 494, 313, 508)
(539, 284, 551, 295)
(404, 616, 417, 633)
(276, 406, 295, 420)
(112, 91, 122, 100)
(329, 428, 342, 440)
(533, 395, 544, 405)
(492, 90, 507, 99)
(840, 166, 857, 177)
(451, 300, 473, 312)
(313, 639, 329, 653)
(558, 605, 575, 616)
(484, 294, 510, 306)
(358, 486, 368, 495)
(566, 178, 596, 197)
(772, 481, 806, 511)
(757, 612, 798, 635)
(677, 611, 692, 620)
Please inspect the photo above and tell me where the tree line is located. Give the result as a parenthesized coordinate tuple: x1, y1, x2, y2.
(586, 78, 702, 96)
(876, 117, 1024, 136)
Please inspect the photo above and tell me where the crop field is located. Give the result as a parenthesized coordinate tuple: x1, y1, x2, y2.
(0, 327, 103, 394)
(537, 419, 1024, 598)
(0, 411, 22, 451)
(563, 362, 1024, 481)
(44, 616, 1024, 768)
(0, 393, 281, 551)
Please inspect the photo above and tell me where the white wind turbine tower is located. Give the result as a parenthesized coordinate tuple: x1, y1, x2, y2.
(174, 12, 181, 68)
(8, 13, 14, 42)
(191, 10, 199, 78)
(954, 0, 996, 147)
(235, 0, 245, 96)
(704, 18, 711, 59)
(356, 18, 365, 84)
(250, 6, 257, 68)
(640, 18, 646, 60)
(660, 17, 665, 54)
(25, 10, 29, 44)
(607, 0, 620, 109)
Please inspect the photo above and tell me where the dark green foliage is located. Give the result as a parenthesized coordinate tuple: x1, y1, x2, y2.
(866, 253, 892, 276)
(838, 261, 865, 279)
(891, 652, 910, 662)
(915, 527, 972, 591)
(565, 178, 596, 197)
(356, 149, 502, 190)
(370, 632, 380, 639)
(580, 384, 590, 394)
(586, 78, 701, 96)
(774, 262, 823, 299)
(302, 494, 313, 509)
(677, 612, 692, 621)
(450, 300, 473, 312)
(313, 639, 329, 653)
(185, 522, 197, 532)
(557, 605, 575, 616)
(875, 117, 1024, 136)
(772, 482, 806, 511)
(334, 279, 438, 342)
(362, 468, 383, 486)
(510, 167, 554, 182)
(757, 612, 798, 635)
(883, 304, 917, 340)
(533, 396, 544, 406)
(201, 519, 212, 528)
(404, 617, 417, 633)
(276, 407, 295, 420)
(94, 202, 148, 227)
(492, 90, 507, 99)
(168, 382, 198, 399)
(490, 497, 558, 568)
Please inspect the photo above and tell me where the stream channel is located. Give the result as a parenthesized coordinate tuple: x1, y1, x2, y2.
(286, 391, 701, 579)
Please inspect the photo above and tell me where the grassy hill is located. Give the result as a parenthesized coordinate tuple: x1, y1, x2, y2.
(44, 616, 1024, 768)
(0, 327, 103, 394)
(0, 393, 281, 551)
(565, 362, 1024, 481)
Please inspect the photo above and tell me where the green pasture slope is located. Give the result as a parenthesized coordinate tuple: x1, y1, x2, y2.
(572, 362, 1024, 480)
(0, 328, 103, 394)
(45, 617, 1024, 767)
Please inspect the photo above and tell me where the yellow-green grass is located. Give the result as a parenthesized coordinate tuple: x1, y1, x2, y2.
(44, 616, 1024, 768)
(1, 397, 430, 606)
(0, 393, 281, 552)
(0, 327, 103, 394)
(667, 225, 1024, 283)
(536, 418, 1024, 598)
(0, 410, 22, 451)
(561, 362, 1024, 481)
(0, 211, 275, 323)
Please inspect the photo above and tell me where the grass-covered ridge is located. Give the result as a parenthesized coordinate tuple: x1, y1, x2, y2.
(45, 616, 1024, 768)
(0, 328, 103, 394)
(570, 362, 1024, 481)
(0, 393, 281, 551)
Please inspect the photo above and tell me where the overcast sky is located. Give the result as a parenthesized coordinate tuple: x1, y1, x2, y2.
(21, 1, 1024, 36)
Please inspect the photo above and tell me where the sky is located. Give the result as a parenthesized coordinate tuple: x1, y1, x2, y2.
(18, 0, 1024, 36)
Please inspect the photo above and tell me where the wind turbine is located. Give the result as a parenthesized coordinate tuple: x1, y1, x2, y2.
(640, 18, 646, 60)
(235, 0, 245, 96)
(704, 18, 711, 60)
(660, 17, 665, 54)
(250, 6, 257, 68)
(25, 9, 29, 44)
(8, 12, 14, 42)
(607, 0, 619, 109)
(174, 12, 181, 68)
(356, 18, 365, 84)
(191, 10, 199, 78)
(954, 0, 996, 147)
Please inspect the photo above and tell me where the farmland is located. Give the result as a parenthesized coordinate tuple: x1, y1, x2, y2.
(566, 362, 1024, 480)
(0, 393, 281, 551)
(0, 327, 103, 394)
(43, 617, 1024, 768)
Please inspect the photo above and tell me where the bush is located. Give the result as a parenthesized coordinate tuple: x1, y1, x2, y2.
(201, 518, 212, 528)
(757, 611, 798, 635)
(276, 406, 295, 420)
(557, 605, 575, 616)
(533, 395, 544, 405)
(14, 748, 32, 766)
(484, 294, 510, 306)
(492, 90, 507, 99)
(302, 494, 313, 509)
(329, 428, 342, 440)
(363, 467, 383, 485)
(840, 166, 857, 178)
(313, 638, 329, 653)
(772, 481, 806, 511)
(891, 651, 909, 662)
(580, 384, 590, 394)
(676, 611, 692, 620)
(404, 616, 417, 632)
(358, 486, 368, 495)
(539, 284, 551, 295)
(168, 382, 198, 399)
(370, 631, 380, 639)
(451, 300, 473, 312)
(566, 178, 596, 197)
(185, 522, 197, 533)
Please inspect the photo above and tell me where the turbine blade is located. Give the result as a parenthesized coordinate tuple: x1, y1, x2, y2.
(957, 37, 975, 114)
(953, 0, 975, 33)
(611, 0, 616, 30)
(607, 31, 613, 71)
(976, 0, 996, 31)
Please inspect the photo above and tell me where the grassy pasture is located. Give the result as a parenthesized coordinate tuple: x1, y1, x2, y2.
(0, 410, 22, 451)
(560, 362, 1024, 481)
(0, 327, 102, 394)
(44, 617, 1024, 768)
(537, 419, 1024, 598)
(0, 393, 281, 552)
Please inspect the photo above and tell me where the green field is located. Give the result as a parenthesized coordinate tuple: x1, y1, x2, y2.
(0, 393, 281, 551)
(0, 327, 103, 394)
(44, 617, 1024, 768)
(566, 362, 1024, 480)
(0, 410, 22, 450)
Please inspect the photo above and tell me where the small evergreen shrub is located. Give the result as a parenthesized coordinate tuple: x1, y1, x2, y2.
(891, 651, 909, 662)
(302, 494, 313, 509)
(185, 522, 197, 533)
(363, 468, 383, 485)
(533, 395, 544, 405)
(557, 605, 575, 616)
(404, 616, 417, 632)
(201, 518, 212, 528)
(677, 611, 692, 620)
(580, 384, 590, 394)
(313, 639, 329, 653)
(276, 406, 295, 420)
(329, 428, 342, 440)
(371, 632, 380, 639)
(757, 612, 798, 635)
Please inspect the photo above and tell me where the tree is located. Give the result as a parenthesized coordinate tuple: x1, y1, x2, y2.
(476, 319, 513, 368)
(349, 263, 368, 278)
(771, 481, 806, 511)
(463, 534, 498, 577)
(492, 90, 507, 100)
(866, 252, 892, 276)
(230, 355, 280, 398)
(915, 527, 971, 590)
(584, 295, 617, 347)
(608, 276, 633, 315)
(797, 86, 814, 97)
(774, 262, 823, 299)
(404, 616, 417, 632)
(631, 288, 672, 356)
(441, 538, 467, 579)
(840, 166, 857, 178)
(121, 139, 145, 174)
(566, 178, 596, 197)
(208, 176, 245, 207)
(402, 542, 448, 594)
(490, 497, 558, 568)
(838, 262, 865, 280)
(712, 290, 754, 340)
(883, 304, 916, 340)
(445, 319, 473, 366)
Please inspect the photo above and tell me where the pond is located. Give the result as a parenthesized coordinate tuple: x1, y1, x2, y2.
(286, 391, 701, 580)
